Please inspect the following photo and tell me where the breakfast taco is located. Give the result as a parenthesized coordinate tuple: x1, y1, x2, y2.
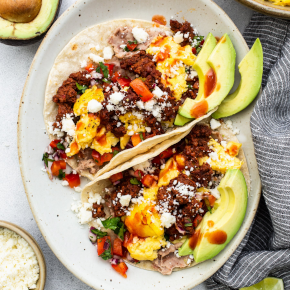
(79, 119, 250, 277)
(43, 18, 239, 180)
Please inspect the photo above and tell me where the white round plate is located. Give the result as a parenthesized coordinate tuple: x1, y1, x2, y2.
(18, 0, 261, 289)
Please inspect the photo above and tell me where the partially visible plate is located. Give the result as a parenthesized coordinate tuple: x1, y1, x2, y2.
(18, 0, 261, 289)
(236, 0, 290, 19)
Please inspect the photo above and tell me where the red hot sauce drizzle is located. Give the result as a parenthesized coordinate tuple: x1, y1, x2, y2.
(206, 230, 227, 245)
(152, 15, 167, 26)
(190, 99, 208, 119)
(204, 68, 217, 98)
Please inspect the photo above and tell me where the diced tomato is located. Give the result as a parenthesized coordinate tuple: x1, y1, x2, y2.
(192, 47, 197, 54)
(193, 215, 203, 228)
(200, 39, 205, 46)
(118, 77, 131, 88)
(103, 63, 114, 77)
(102, 82, 112, 90)
(152, 156, 161, 165)
(112, 72, 121, 83)
(97, 236, 112, 256)
(59, 152, 67, 159)
(207, 194, 216, 207)
(92, 150, 103, 166)
(111, 262, 128, 278)
(51, 160, 66, 176)
(110, 172, 123, 183)
(112, 146, 121, 153)
(141, 174, 155, 188)
(131, 133, 145, 147)
(65, 173, 80, 188)
(159, 148, 174, 159)
(134, 170, 144, 181)
(85, 63, 94, 72)
(101, 153, 114, 164)
(127, 42, 138, 51)
(113, 238, 123, 256)
(130, 79, 153, 102)
(123, 232, 133, 248)
(50, 139, 61, 149)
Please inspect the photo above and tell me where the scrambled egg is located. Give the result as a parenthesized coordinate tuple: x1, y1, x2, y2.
(67, 87, 119, 156)
(119, 113, 146, 134)
(91, 127, 119, 155)
(158, 158, 180, 187)
(127, 236, 166, 261)
(73, 86, 104, 116)
(199, 139, 243, 173)
(146, 36, 196, 100)
(143, 186, 159, 200)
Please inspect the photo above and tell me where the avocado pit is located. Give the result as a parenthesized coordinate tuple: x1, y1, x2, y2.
(0, 0, 42, 23)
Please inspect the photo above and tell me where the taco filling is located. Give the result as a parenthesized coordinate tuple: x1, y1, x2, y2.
(45, 20, 206, 177)
(83, 122, 248, 277)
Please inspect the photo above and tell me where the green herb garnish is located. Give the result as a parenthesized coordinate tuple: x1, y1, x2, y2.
(128, 40, 138, 45)
(196, 47, 202, 54)
(58, 169, 66, 180)
(91, 228, 108, 239)
(102, 78, 111, 83)
(97, 62, 109, 79)
(42, 153, 54, 167)
(139, 132, 144, 141)
(204, 198, 212, 214)
(113, 150, 119, 157)
(76, 82, 88, 94)
(100, 240, 113, 260)
(187, 84, 193, 90)
(130, 178, 140, 185)
(102, 216, 125, 241)
(184, 223, 193, 227)
(57, 143, 65, 150)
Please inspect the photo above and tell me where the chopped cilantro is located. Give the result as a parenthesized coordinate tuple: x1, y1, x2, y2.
(91, 228, 108, 239)
(164, 233, 170, 241)
(58, 169, 66, 180)
(123, 46, 130, 52)
(128, 40, 138, 45)
(113, 150, 119, 157)
(139, 132, 144, 141)
(192, 35, 204, 55)
(196, 47, 202, 54)
(102, 78, 111, 83)
(102, 216, 125, 240)
(204, 198, 212, 214)
(187, 84, 193, 90)
(138, 171, 142, 179)
(42, 153, 54, 167)
(100, 240, 112, 260)
(130, 178, 140, 185)
(56, 143, 65, 150)
(184, 223, 193, 227)
(98, 62, 109, 79)
(76, 82, 88, 94)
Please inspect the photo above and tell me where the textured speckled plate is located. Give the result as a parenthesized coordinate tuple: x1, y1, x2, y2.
(236, 0, 290, 19)
(18, 0, 261, 289)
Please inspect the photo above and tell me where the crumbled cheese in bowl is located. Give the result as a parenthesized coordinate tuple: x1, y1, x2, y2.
(0, 227, 39, 290)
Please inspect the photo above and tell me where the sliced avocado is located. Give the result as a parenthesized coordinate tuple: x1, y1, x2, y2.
(193, 33, 217, 101)
(174, 113, 192, 126)
(212, 39, 263, 119)
(0, 0, 61, 44)
(179, 34, 236, 119)
(179, 169, 247, 263)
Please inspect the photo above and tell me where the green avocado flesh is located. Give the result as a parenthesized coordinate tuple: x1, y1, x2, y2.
(178, 169, 248, 263)
(174, 113, 192, 126)
(212, 39, 263, 119)
(178, 34, 236, 119)
(194, 33, 217, 101)
(0, 0, 59, 40)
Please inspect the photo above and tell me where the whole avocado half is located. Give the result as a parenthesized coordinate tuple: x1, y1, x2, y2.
(0, 0, 61, 46)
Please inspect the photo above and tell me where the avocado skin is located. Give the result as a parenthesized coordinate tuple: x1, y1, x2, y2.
(212, 38, 263, 119)
(178, 169, 248, 262)
(0, 0, 61, 46)
(174, 113, 192, 126)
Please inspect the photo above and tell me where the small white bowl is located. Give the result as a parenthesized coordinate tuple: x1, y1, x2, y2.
(0, 220, 46, 290)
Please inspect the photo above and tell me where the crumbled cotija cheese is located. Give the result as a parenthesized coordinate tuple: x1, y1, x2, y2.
(0, 227, 39, 290)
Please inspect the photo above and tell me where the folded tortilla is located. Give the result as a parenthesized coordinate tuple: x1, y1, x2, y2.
(81, 120, 250, 273)
(43, 19, 216, 180)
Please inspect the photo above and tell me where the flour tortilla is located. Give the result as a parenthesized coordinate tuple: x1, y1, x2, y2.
(81, 120, 250, 272)
(43, 18, 216, 180)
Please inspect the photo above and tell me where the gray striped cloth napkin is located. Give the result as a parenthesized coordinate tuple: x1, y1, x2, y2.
(205, 12, 290, 289)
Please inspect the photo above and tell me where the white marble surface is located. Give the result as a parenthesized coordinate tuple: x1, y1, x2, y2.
(0, 1, 253, 289)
